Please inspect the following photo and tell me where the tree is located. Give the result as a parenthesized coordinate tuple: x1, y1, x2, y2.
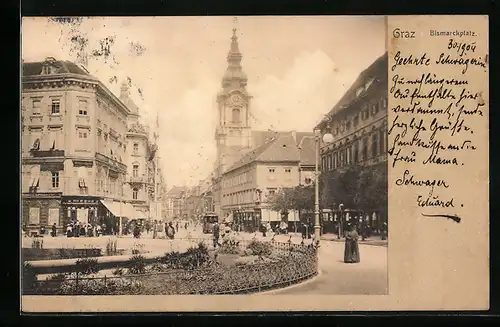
(268, 188, 294, 218)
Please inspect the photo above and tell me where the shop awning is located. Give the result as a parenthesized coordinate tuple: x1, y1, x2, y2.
(122, 202, 147, 220)
(100, 200, 124, 217)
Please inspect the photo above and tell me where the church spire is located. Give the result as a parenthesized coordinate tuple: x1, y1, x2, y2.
(222, 18, 247, 89)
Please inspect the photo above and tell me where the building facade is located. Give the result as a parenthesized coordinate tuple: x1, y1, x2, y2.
(316, 52, 388, 232)
(220, 131, 314, 232)
(165, 186, 189, 220)
(21, 57, 131, 235)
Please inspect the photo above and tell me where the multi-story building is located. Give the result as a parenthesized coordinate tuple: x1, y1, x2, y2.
(121, 82, 151, 222)
(210, 28, 315, 223)
(165, 186, 189, 220)
(21, 57, 137, 235)
(315, 52, 388, 231)
(220, 130, 314, 231)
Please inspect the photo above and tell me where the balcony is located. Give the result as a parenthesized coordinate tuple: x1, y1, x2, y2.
(129, 176, 146, 184)
(76, 115, 90, 125)
(30, 149, 65, 158)
(29, 115, 43, 125)
(95, 152, 127, 173)
(48, 114, 63, 124)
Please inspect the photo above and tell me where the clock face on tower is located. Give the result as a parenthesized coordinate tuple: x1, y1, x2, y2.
(230, 94, 243, 105)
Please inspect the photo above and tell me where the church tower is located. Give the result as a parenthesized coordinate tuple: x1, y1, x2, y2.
(214, 26, 253, 174)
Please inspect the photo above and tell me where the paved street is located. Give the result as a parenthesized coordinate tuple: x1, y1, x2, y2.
(266, 241, 388, 295)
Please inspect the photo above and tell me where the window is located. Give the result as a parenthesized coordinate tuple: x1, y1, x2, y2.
(51, 99, 60, 114)
(51, 172, 59, 188)
(32, 100, 41, 115)
(379, 130, 385, 154)
(354, 141, 359, 164)
(133, 143, 139, 154)
(353, 114, 359, 127)
(362, 108, 369, 120)
(372, 133, 379, 158)
(371, 102, 379, 115)
(78, 130, 88, 139)
(362, 138, 368, 161)
(133, 164, 139, 177)
(133, 188, 138, 200)
(78, 100, 88, 115)
(346, 120, 351, 131)
(232, 108, 241, 123)
(380, 97, 388, 109)
(285, 168, 291, 173)
(268, 168, 275, 173)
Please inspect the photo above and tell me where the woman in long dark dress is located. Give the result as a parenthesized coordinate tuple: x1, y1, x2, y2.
(344, 224, 360, 263)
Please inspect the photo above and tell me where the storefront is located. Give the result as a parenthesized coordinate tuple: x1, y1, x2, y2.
(61, 196, 101, 229)
(22, 192, 63, 236)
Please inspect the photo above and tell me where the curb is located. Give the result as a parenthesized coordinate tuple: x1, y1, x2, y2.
(258, 268, 322, 295)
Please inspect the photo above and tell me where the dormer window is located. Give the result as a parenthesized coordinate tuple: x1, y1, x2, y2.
(355, 87, 364, 98)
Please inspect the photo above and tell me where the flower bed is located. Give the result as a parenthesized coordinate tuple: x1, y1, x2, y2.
(26, 240, 318, 295)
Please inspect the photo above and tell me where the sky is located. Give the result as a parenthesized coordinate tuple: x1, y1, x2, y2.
(21, 16, 386, 188)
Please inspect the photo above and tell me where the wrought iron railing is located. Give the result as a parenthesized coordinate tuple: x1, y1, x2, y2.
(25, 237, 318, 295)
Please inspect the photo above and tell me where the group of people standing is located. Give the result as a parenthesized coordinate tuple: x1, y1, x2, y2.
(65, 221, 103, 238)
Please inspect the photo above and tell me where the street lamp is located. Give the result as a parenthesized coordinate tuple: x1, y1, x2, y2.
(314, 128, 334, 246)
(338, 203, 344, 239)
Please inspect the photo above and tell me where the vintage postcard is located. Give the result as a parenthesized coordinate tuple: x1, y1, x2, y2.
(20, 15, 489, 312)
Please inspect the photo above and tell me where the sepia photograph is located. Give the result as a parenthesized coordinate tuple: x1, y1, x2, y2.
(21, 16, 388, 299)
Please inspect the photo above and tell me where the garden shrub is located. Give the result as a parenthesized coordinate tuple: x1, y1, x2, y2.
(112, 268, 125, 276)
(74, 257, 100, 275)
(22, 262, 38, 294)
(160, 242, 210, 270)
(127, 254, 147, 274)
(246, 240, 272, 256)
(58, 276, 143, 295)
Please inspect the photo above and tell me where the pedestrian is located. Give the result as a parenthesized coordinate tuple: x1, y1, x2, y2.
(166, 221, 176, 240)
(344, 224, 360, 263)
(133, 224, 141, 239)
(212, 221, 220, 249)
(51, 223, 57, 237)
(184, 222, 188, 230)
(381, 222, 388, 240)
(301, 222, 307, 239)
(153, 221, 158, 239)
(175, 221, 179, 233)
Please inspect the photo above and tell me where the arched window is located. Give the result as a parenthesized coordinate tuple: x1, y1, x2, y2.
(232, 108, 241, 123)
(133, 143, 139, 154)
(132, 188, 138, 200)
(133, 164, 139, 177)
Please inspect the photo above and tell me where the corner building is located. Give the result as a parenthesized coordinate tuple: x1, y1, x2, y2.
(21, 57, 130, 235)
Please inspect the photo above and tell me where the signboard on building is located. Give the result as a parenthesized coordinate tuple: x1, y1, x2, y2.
(48, 208, 60, 226)
(29, 207, 40, 224)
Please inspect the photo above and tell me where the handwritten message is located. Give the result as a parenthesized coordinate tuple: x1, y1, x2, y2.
(388, 29, 488, 221)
